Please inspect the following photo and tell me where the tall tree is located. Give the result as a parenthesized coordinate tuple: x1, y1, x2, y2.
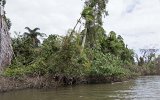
(0, 0, 13, 71)
(81, 0, 108, 48)
(24, 27, 45, 47)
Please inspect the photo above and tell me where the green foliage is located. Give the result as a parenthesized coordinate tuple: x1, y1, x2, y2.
(41, 34, 61, 58)
(82, 7, 95, 22)
(81, 0, 108, 48)
(83, 0, 108, 25)
(100, 31, 134, 64)
(4, 0, 158, 83)
(46, 32, 85, 76)
(4, 67, 25, 77)
(4, 56, 48, 77)
(84, 49, 130, 77)
(11, 32, 37, 66)
(3, 0, 136, 81)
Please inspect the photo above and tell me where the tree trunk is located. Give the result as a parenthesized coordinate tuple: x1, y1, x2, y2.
(0, 11, 13, 72)
(81, 29, 87, 53)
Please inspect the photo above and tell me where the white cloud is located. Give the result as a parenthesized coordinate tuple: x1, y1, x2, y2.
(6, 0, 84, 36)
(5, 0, 160, 50)
(105, 0, 160, 49)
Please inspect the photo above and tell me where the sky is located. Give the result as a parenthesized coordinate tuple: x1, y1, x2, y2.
(5, 0, 160, 50)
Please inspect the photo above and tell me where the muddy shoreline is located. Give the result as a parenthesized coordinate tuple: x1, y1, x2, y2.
(0, 75, 135, 93)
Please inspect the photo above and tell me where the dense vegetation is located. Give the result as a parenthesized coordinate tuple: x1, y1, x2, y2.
(2, 0, 160, 85)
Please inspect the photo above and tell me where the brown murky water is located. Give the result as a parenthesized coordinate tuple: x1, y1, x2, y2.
(0, 76, 160, 100)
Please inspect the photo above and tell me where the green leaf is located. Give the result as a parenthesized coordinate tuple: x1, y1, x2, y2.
(82, 7, 94, 21)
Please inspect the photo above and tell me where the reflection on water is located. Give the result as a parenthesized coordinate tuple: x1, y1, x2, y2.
(0, 76, 160, 100)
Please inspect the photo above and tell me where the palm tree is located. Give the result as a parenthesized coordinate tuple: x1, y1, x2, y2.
(24, 27, 45, 47)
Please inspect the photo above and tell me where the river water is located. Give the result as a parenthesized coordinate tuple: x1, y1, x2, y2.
(0, 76, 160, 100)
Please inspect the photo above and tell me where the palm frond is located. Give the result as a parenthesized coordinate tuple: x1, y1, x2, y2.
(33, 28, 40, 32)
(25, 27, 32, 33)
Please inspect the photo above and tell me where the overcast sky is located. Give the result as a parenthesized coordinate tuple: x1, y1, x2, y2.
(5, 0, 160, 50)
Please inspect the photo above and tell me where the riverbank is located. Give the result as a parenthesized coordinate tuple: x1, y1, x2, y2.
(0, 76, 56, 92)
(0, 74, 137, 93)
(1, 63, 158, 93)
(1, 76, 159, 100)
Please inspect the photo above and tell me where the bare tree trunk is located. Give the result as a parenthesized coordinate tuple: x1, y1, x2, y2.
(81, 29, 87, 53)
(0, 7, 13, 72)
